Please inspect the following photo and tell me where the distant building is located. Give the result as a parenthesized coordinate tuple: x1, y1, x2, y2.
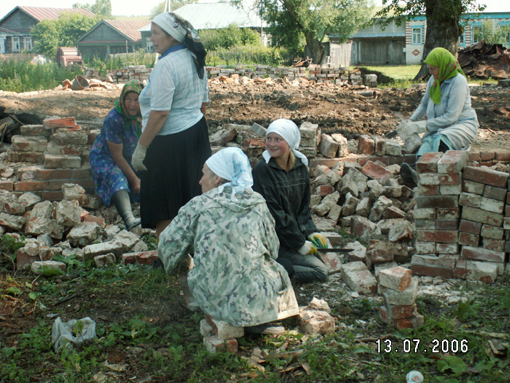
(0, 6, 95, 54)
(76, 20, 150, 60)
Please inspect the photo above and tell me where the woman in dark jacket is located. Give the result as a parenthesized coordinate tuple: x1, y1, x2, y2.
(252, 119, 328, 284)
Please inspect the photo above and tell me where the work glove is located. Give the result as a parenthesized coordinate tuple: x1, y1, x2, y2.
(308, 233, 328, 249)
(397, 120, 427, 142)
(132, 142, 148, 171)
(298, 240, 318, 256)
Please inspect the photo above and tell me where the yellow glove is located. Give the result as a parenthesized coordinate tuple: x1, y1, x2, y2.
(298, 240, 318, 255)
(308, 233, 327, 248)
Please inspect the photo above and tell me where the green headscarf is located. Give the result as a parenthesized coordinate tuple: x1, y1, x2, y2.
(115, 80, 144, 136)
(424, 47, 465, 105)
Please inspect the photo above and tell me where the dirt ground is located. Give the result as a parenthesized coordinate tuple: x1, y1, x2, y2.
(1, 80, 509, 152)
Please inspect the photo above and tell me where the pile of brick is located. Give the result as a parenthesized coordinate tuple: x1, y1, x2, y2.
(106, 65, 152, 84)
(4, 117, 97, 200)
(378, 267, 423, 329)
(307, 64, 347, 84)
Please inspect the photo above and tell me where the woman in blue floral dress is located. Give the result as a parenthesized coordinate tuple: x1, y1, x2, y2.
(90, 80, 144, 230)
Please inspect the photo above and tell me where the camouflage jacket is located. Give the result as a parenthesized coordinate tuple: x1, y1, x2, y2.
(158, 187, 299, 327)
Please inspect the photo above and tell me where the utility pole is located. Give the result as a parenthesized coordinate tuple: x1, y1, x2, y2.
(164, 0, 171, 12)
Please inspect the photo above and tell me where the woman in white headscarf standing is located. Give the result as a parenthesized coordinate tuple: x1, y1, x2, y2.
(158, 148, 299, 330)
(252, 119, 328, 284)
(131, 12, 211, 240)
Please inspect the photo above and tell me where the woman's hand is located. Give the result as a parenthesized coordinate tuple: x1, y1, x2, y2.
(131, 176, 141, 194)
(132, 142, 148, 171)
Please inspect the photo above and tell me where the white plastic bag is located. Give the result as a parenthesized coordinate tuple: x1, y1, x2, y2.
(52, 316, 97, 352)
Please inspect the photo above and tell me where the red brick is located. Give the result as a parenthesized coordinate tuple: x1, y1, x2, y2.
(43, 116, 76, 129)
(417, 184, 440, 196)
(418, 172, 461, 186)
(316, 185, 334, 197)
(71, 169, 93, 179)
(505, 205, 510, 217)
(461, 246, 505, 263)
(383, 206, 406, 219)
(436, 219, 459, 230)
(8, 151, 45, 164)
(454, 260, 497, 283)
(416, 196, 458, 209)
(416, 230, 458, 243)
(480, 224, 504, 240)
(310, 159, 343, 168)
(39, 191, 64, 201)
(459, 219, 482, 234)
(458, 232, 479, 247)
(362, 160, 390, 180)
(483, 185, 507, 201)
(72, 179, 96, 190)
(437, 150, 468, 174)
(88, 130, 100, 144)
(461, 207, 504, 226)
(122, 250, 158, 265)
(358, 135, 374, 155)
(0, 181, 14, 191)
(244, 138, 266, 148)
(416, 152, 443, 173)
(468, 152, 481, 161)
(463, 180, 485, 195)
(479, 151, 495, 161)
(47, 180, 67, 191)
(411, 254, 455, 278)
(436, 208, 460, 219)
(463, 166, 509, 188)
(482, 238, 505, 252)
(14, 181, 48, 192)
(388, 156, 404, 165)
(495, 150, 510, 162)
(83, 215, 106, 227)
(403, 155, 417, 166)
(380, 303, 417, 320)
(36, 169, 73, 180)
(480, 161, 495, 167)
(366, 248, 393, 267)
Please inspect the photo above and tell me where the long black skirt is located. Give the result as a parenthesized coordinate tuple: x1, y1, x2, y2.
(140, 117, 211, 228)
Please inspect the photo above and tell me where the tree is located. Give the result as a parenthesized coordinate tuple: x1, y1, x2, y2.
(31, 12, 99, 57)
(199, 24, 261, 50)
(233, 0, 373, 64)
(73, 0, 113, 19)
(375, 0, 486, 81)
(150, 0, 199, 18)
(473, 19, 510, 45)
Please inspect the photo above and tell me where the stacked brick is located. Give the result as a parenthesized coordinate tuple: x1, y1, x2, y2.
(200, 316, 242, 354)
(378, 267, 423, 329)
(3, 117, 95, 200)
(308, 64, 347, 84)
(411, 151, 467, 278)
(455, 166, 508, 283)
(105, 65, 152, 83)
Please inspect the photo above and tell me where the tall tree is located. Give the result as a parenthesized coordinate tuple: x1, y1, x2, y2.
(234, 0, 373, 64)
(73, 0, 113, 19)
(150, 0, 199, 18)
(375, 0, 486, 80)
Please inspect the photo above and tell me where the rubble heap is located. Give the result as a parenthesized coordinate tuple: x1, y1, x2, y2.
(458, 41, 510, 79)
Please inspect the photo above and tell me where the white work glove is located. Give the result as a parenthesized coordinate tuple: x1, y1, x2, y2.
(307, 233, 328, 249)
(298, 240, 318, 255)
(131, 142, 148, 171)
(397, 120, 427, 142)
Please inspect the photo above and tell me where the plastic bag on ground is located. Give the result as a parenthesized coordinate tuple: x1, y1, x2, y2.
(52, 316, 97, 352)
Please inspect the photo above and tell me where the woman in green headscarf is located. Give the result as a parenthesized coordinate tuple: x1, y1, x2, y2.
(398, 47, 479, 187)
(90, 80, 144, 231)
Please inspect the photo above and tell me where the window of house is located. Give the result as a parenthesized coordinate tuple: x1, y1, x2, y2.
(23, 37, 32, 51)
(146, 39, 154, 52)
(472, 26, 481, 43)
(459, 33, 465, 46)
(412, 27, 422, 45)
(12, 36, 20, 52)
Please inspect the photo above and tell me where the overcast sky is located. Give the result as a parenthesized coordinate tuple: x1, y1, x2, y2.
(0, 0, 508, 19)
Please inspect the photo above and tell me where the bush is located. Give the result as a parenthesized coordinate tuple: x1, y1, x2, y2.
(200, 24, 262, 50)
(206, 44, 290, 66)
(84, 49, 157, 76)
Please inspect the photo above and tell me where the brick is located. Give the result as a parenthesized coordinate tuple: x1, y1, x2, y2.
(316, 185, 335, 197)
(507, 192, 510, 206)
(46, 141, 83, 156)
(454, 260, 498, 283)
(436, 208, 460, 219)
(366, 248, 393, 268)
(504, 217, 510, 230)
(459, 220, 482, 234)
(318, 134, 339, 158)
(44, 154, 81, 169)
(341, 261, 377, 294)
(440, 184, 462, 195)
(380, 303, 418, 320)
(379, 307, 424, 329)
(483, 185, 507, 201)
(482, 238, 505, 252)
(36, 169, 73, 180)
(417, 184, 440, 195)
(203, 336, 238, 354)
(380, 277, 419, 305)
(416, 230, 458, 243)
(8, 151, 45, 164)
(20, 124, 51, 136)
(378, 266, 412, 291)
(51, 131, 88, 146)
(506, 206, 510, 217)
(43, 116, 76, 128)
(480, 151, 495, 161)
(436, 219, 459, 230)
(418, 172, 461, 186)
(383, 206, 405, 219)
(462, 180, 485, 195)
(437, 150, 468, 174)
(72, 168, 93, 179)
(0, 181, 14, 191)
(358, 135, 375, 155)
(416, 196, 458, 209)
(14, 181, 48, 192)
(463, 166, 509, 188)
(415, 219, 435, 229)
(88, 129, 100, 144)
(480, 224, 504, 240)
(459, 192, 481, 207)
(122, 250, 158, 265)
(414, 208, 435, 220)
(39, 191, 64, 201)
(411, 255, 455, 278)
(436, 243, 458, 255)
(416, 152, 443, 173)
(362, 160, 390, 180)
(461, 246, 505, 263)
(298, 309, 336, 335)
(11, 136, 48, 152)
(468, 152, 481, 161)
(415, 241, 435, 254)
(205, 316, 244, 340)
(495, 150, 510, 162)
(461, 207, 503, 226)
(458, 232, 480, 247)
(480, 197, 504, 214)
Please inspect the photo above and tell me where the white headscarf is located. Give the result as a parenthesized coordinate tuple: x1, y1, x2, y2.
(206, 147, 253, 200)
(152, 12, 187, 43)
(262, 119, 308, 166)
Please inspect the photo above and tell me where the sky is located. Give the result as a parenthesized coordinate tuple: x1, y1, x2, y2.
(0, 0, 508, 20)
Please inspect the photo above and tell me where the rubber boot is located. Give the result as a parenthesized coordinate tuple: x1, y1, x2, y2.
(400, 163, 419, 188)
(111, 189, 140, 231)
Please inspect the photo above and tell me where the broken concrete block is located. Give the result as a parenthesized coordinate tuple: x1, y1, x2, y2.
(369, 195, 393, 222)
(384, 140, 402, 156)
(83, 241, 125, 261)
(31, 260, 66, 275)
(342, 168, 368, 194)
(298, 308, 336, 335)
(55, 200, 81, 227)
(203, 336, 238, 354)
(378, 266, 412, 291)
(94, 253, 116, 268)
(29, 201, 55, 220)
(388, 220, 414, 242)
(16, 239, 39, 269)
(36, 234, 54, 247)
(67, 222, 102, 247)
(341, 261, 377, 294)
(114, 229, 140, 251)
(24, 217, 64, 239)
(403, 134, 422, 154)
(0, 190, 25, 215)
(18, 192, 41, 209)
(0, 212, 26, 231)
(131, 240, 149, 253)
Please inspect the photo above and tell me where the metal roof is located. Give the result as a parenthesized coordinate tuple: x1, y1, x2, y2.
(139, 1, 265, 31)
(7, 6, 95, 22)
(78, 19, 150, 43)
